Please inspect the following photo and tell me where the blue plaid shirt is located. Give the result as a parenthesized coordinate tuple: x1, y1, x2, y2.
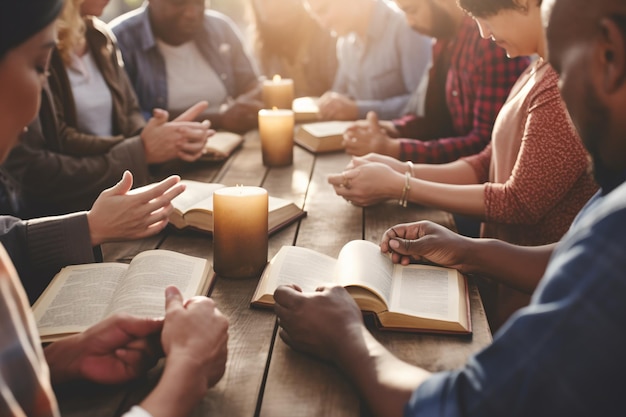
(406, 179, 626, 416)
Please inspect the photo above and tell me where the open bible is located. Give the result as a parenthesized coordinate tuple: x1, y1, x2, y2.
(169, 180, 307, 235)
(32, 249, 214, 343)
(251, 240, 471, 334)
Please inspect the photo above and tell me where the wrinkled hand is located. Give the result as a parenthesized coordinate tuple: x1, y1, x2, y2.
(274, 285, 364, 362)
(380, 221, 470, 270)
(161, 286, 229, 388)
(318, 92, 359, 121)
(47, 313, 164, 385)
(343, 112, 395, 156)
(87, 171, 185, 246)
(327, 160, 403, 206)
(142, 108, 212, 163)
(220, 99, 262, 133)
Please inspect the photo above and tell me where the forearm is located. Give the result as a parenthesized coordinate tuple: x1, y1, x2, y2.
(140, 358, 209, 417)
(335, 325, 430, 417)
(464, 239, 555, 293)
(44, 335, 83, 384)
(414, 159, 479, 185)
(408, 180, 486, 218)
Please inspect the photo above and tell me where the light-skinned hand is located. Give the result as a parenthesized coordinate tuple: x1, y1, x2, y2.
(328, 160, 403, 206)
(343, 111, 396, 156)
(161, 285, 229, 389)
(318, 91, 359, 121)
(87, 171, 185, 246)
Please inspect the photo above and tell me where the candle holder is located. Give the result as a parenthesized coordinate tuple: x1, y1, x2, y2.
(262, 75, 294, 109)
(213, 186, 268, 279)
(258, 108, 295, 167)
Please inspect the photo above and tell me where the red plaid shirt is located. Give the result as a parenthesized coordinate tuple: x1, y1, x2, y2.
(394, 17, 530, 163)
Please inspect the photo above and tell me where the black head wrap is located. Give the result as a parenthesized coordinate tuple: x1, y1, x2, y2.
(0, 0, 64, 59)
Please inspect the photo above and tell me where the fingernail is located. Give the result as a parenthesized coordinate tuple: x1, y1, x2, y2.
(389, 239, 400, 249)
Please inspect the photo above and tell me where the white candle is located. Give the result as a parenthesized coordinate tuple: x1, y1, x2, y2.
(262, 75, 295, 110)
(213, 186, 268, 278)
(258, 108, 295, 166)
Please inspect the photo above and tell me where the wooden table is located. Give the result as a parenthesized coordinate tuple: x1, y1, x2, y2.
(56, 131, 492, 417)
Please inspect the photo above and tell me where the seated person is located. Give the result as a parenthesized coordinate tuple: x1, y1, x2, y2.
(303, 0, 432, 121)
(275, 4, 626, 414)
(343, 0, 529, 164)
(328, 0, 598, 329)
(0, 3, 228, 416)
(2, 0, 212, 219)
(110, 0, 263, 133)
(251, 0, 338, 97)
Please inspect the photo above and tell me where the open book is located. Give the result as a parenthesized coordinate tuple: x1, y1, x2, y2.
(295, 121, 354, 153)
(292, 96, 320, 123)
(200, 131, 244, 161)
(252, 240, 471, 334)
(33, 249, 214, 343)
(170, 180, 307, 235)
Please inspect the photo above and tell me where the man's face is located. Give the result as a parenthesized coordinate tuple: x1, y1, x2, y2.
(149, 0, 205, 45)
(544, 1, 612, 186)
(394, 0, 456, 39)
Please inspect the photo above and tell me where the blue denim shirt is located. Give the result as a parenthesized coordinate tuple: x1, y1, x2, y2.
(405, 179, 626, 416)
(109, 6, 259, 119)
(332, 0, 432, 119)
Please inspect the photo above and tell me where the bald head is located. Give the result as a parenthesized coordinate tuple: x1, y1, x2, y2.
(544, 0, 626, 189)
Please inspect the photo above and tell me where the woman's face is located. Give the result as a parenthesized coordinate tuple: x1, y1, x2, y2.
(473, 6, 541, 57)
(0, 22, 56, 162)
(80, 0, 110, 17)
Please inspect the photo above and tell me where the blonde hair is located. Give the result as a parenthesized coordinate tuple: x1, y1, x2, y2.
(56, 0, 86, 66)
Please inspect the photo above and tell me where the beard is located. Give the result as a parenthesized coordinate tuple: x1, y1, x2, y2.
(576, 79, 618, 190)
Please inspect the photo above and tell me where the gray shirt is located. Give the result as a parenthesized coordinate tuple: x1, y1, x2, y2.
(332, 0, 432, 119)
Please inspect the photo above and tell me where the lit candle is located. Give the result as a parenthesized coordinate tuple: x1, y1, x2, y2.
(262, 75, 295, 109)
(213, 186, 268, 279)
(258, 108, 295, 166)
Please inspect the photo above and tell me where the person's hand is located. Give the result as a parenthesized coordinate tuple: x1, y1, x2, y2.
(318, 92, 359, 121)
(347, 153, 408, 174)
(87, 171, 185, 246)
(220, 99, 262, 133)
(274, 284, 364, 362)
(343, 112, 396, 156)
(161, 286, 229, 389)
(141, 108, 212, 163)
(45, 313, 164, 385)
(380, 221, 471, 271)
(327, 161, 403, 206)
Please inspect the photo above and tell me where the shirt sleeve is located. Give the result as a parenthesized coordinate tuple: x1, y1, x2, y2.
(404, 199, 626, 417)
(395, 52, 530, 164)
(483, 84, 591, 225)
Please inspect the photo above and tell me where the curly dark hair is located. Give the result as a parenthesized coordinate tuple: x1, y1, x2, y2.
(457, 0, 542, 18)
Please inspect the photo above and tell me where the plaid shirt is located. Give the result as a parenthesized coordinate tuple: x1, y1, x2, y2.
(394, 18, 530, 163)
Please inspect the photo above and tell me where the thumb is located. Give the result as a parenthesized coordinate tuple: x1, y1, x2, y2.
(152, 108, 169, 123)
(366, 111, 379, 129)
(388, 237, 415, 256)
(165, 285, 184, 313)
(106, 171, 133, 196)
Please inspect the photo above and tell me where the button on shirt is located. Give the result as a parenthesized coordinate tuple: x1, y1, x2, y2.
(404, 179, 626, 416)
(331, 0, 432, 120)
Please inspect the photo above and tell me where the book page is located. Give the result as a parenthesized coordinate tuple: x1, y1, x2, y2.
(171, 180, 224, 213)
(104, 250, 208, 318)
(203, 131, 243, 158)
(34, 263, 128, 334)
(334, 240, 393, 307)
(255, 246, 338, 301)
(301, 121, 353, 137)
(388, 265, 459, 321)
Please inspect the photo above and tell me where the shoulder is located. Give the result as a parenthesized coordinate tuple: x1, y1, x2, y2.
(202, 9, 241, 37)
(109, 7, 146, 36)
(528, 63, 561, 103)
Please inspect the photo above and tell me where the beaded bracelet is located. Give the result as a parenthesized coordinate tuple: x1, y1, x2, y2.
(398, 171, 411, 207)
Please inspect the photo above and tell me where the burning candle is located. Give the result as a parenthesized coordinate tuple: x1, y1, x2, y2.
(258, 108, 295, 166)
(262, 75, 295, 109)
(213, 186, 268, 278)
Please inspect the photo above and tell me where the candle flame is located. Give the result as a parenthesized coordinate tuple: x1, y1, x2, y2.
(272, 74, 282, 82)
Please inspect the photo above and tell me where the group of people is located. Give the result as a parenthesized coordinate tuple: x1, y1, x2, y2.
(1, 0, 626, 416)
